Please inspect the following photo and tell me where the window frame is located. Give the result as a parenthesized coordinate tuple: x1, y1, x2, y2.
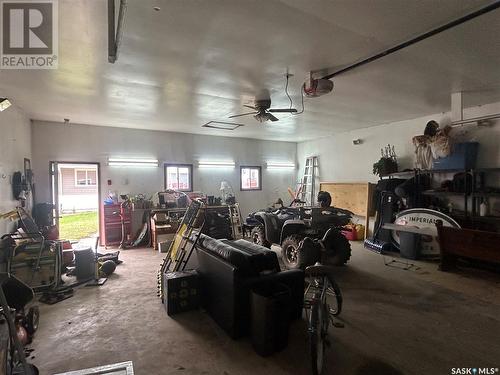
(240, 166, 262, 191)
(74, 168, 97, 187)
(164, 163, 193, 192)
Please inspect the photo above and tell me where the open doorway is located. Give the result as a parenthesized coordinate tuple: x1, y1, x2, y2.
(50, 162, 100, 242)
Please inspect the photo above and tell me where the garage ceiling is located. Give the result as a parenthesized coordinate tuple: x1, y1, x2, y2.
(1, 0, 500, 142)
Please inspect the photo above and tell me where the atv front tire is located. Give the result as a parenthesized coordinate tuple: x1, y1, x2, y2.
(26, 306, 40, 335)
(281, 235, 317, 270)
(324, 231, 352, 266)
(251, 226, 271, 248)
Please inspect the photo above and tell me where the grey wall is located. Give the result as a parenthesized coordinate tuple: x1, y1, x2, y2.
(0, 107, 32, 234)
(28, 100, 500, 221)
(31, 121, 297, 217)
(297, 101, 500, 184)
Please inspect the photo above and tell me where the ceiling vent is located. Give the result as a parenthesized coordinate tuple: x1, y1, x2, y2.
(202, 121, 244, 131)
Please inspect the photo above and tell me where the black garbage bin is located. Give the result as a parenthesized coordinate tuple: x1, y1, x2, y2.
(251, 282, 292, 356)
(1, 274, 34, 310)
(399, 231, 421, 260)
(74, 247, 95, 280)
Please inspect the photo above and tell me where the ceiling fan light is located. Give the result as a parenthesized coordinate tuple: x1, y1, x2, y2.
(254, 113, 266, 123)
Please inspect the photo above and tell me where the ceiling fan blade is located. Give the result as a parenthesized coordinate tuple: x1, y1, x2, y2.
(268, 108, 298, 113)
(268, 113, 279, 122)
(243, 105, 257, 110)
(228, 112, 257, 118)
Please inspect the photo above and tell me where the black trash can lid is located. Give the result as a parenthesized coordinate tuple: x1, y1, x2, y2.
(252, 282, 291, 298)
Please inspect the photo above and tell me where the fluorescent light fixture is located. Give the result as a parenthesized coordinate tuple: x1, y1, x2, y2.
(108, 158, 159, 167)
(0, 98, 12, 112)
(198, 160, 235, 168)
(266, 162, 296, 169)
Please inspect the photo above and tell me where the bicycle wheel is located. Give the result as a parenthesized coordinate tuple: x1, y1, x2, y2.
(326, 275, 343, 316)
(309, 293, 327, 375)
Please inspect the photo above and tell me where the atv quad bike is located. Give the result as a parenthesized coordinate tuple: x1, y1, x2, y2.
(245, 205, 353, 269)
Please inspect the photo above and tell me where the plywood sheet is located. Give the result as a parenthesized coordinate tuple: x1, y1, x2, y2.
(319, 183, 372, 216)
(319, 182, 376, 238)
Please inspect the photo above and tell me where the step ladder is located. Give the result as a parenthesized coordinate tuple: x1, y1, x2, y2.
(157, 200, 206, 302)
(299, 156, 319, 206)
(228, 203, 243, 240)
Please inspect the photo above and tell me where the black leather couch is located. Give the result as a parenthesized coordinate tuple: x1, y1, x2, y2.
(194, 234, 304, 339)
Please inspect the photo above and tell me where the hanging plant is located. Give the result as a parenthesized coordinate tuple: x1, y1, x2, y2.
(373, 144, 398, 177)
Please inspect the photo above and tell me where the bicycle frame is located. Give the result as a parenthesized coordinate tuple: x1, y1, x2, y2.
(303, 275, 329, 328)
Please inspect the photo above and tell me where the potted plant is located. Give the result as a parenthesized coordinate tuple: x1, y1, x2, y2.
(373, 144, 398, 177)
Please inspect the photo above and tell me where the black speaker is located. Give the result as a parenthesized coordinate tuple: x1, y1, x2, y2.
(163, 270, 200, 316)
(374, 192, 397, 243)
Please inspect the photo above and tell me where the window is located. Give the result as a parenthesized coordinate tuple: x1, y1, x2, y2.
(164, 164, 193, 191)
(75, 169, 97, 186)
(240, 166, 261, 191)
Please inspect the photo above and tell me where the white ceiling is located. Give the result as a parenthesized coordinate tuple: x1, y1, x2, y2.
(1, 0, 500, 142)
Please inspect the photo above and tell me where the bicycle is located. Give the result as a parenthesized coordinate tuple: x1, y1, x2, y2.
(301, 234, 344, 375)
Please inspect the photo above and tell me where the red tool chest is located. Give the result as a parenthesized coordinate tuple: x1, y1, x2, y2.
(99, 203, 131, 247)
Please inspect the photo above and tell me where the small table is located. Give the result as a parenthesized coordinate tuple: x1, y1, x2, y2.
(148, 208, 187, 249)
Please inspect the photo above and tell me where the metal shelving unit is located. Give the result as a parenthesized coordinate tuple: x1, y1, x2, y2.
(383, 168, 500, 228)
(470, 168, 500, 224)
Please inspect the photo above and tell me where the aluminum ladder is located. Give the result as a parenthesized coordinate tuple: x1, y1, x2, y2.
(228, 203, 243, 240)
(299, 156, 319, 205)
(157, 200, 205, 302)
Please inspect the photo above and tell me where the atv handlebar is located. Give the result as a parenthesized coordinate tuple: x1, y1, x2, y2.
(289, 198, 306, 207)
(298, 227, 335, 254)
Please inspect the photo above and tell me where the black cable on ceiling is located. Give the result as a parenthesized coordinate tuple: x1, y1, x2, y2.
(285, 74, 293, 110)
(320, 0, 500, 80)
(293, 84, 305, 115)
(283, 74, 305, 115)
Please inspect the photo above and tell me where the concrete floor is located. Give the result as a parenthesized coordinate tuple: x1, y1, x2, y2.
(31, 243, 500, 375)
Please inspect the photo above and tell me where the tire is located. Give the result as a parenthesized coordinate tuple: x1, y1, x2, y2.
(324, 230, 352, 266)
(100, 259, 117, 276)
(326, 276, 343, 316)
(250, 226, 271, 248)
(26, 306, 40, 335)
(281, 235, 312, 270)
(310, 294, 327, 375)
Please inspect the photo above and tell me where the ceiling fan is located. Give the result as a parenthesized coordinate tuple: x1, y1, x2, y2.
(229, 97, 297, 123)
